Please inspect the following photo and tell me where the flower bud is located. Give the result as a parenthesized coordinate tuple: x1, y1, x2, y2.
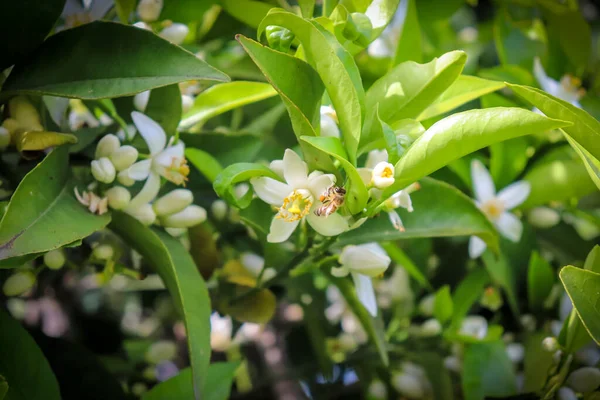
(367, 379, 387, 400)
(145, 340, 177, 364)
(133, 90, 150, 112)
(106, 186, 131, 210)
(420, 318, 442, 336)
(391, 370, 425, 399)
(128, 203, 156, 226)
(444, 356, 461, 372)
(542, 337, 559, 352)
(566, 367, 600, 393)
(557, 387, 577, 400)
(93, 244, 114, 260)
(137, 0, 163, 22)
(118, 169, 136, 187)
(95, 134, 121, 159)
(265, 25, 295, 52)
(91, 157, 116, 183)
(109, 145, 138, 171)
(181, 95, 194, 114)
(211, 199, 228, 221)
(506, 343, 525, 364)
(3, 271, 36, 297)
(0, 126, 10, 150)
(418, 294, 435, 316)
(160, 205, 206, 228)
(44, 249, 66, 270)
(342, 12, 373, 47)
(165, 227, 187, 237)
(339, 243, 391, 277)
(528, 207, 560, 228)
(159, 23, 189, 45)
(460, 316, 488, 339)
(153, 189, 194, 216)
(320, 106, 340, 138)
(371, 162, 395, 189)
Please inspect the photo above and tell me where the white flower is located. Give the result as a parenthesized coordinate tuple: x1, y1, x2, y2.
(557, 387, 577, 400)
(320, 105, 340, 138)
(127, 112, 190, 186)
(391, 362, 432, 399)
(333, 243, 391, 317)
(382, 186, 415, 232)
(128, 203, 157, 226)
(250, 149, 349, 243)
(210, 312, 232, 352)
(460, 315, 488, 339)
(534, 58, 584, 108)
(211, 199, 228, 220)
(240, 252, 276, 283)
(371, 162, 395, 189)
(74, 188, 108, 215)
(159, 23, 189, 45)
(468, 160, 530, 258)
(134, 90, 150, 112)
(367, 380, 387, 400)
(153, 189, 193, 216)
(506, 343, 525, 364)
(160, 205, 206, 228)
(105, 186, 131, 210)
(137, 0, 163, 22)
(91, 157, 116, 183)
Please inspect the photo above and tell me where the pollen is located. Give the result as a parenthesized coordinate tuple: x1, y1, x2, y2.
(165, 157, 190, 186)
(481, 199, 504, 220)
(276, 190, 313, 222)
(381, 167, 393, 178)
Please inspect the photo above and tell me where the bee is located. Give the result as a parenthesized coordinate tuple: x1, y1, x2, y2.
(314, 186, 346, 217)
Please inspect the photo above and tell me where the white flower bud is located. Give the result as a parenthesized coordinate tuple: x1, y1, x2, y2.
(391, 371, 425, 399)
(371, 162, 395, 189)
(181, 95, 194, 113)
(159, 23, 189, 45)
(528, 207, 560, 228)
(520, 314, 537, 332)
(165, 227, 187, 237)
(145, 340, 177, 364)
(105, 186, 131, 210)
(418, 294, 435, 316)
(110, 145, 138, 171)
(339, 243, 391, 277)
(3, 271, 36, 297)
(133, 90, 150, 112)
(133, 21, 152, 30)
(566, 367, 600, 393)
(0, 126, 10, 150)
(444, 356, 461, 372)
(211, 199, 228, 221)
(137, 0, 163, 22)
(420, 318, 442, 336)
(91, 157, 116, 183)
(542, 337, 559, 352)
(117, 169, 136, 187)
(506, 343, 525, 364)
(367, 380, 387, 400)
(460, 316, 488, 339)
(128, 203, 157, 226)
(320, 105, 340, 138)
(93, 244, 114, 260)
(557, 387, 577, 400)
(160, 205, 206, 228)
(44, 249, 65, 270)
(153, 189, 194, 216)
(95, 134, 121, 159)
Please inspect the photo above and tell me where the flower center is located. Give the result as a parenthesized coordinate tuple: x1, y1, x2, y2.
(560, 75, 586, 98)
(276, 189, 313, 222)
(381, 166, 393, 178)
(164, 157, 190, 186)
(480, 199, 504, 221)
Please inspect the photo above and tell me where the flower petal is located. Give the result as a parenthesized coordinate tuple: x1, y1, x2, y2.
(307, 211, 349, 236)
(351, 273, 378, 317)
(127, 172, 161, 210)
(269, 160, 284, 179)
(267, 217, 299, 243)
(127, 159, 152, 181)
(340, 243, 391, 277)
(131, 111, 166, 155)
(496, 212, 523, 242)
(357, 168, 372, 186)
(283, 149, 308, 188)
(307, 173, 335, 198)
(250, 177, 290, 206)
(468, 236, 487, 259)
(365, 149, 388, 169)
(471, 159, 496, 203)
(497, 181, 530, 210)
(533, 57, 561, 97)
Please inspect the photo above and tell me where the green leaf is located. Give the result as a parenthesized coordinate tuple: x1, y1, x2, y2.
(384, 108, 571, 198)
(300, 136, 368, 214)
(366, 51, 466, 124)
(236, 35, 334, 171)
(560, 266, 600, 345)
(298, 0, 316, 17)
(527, 251, 555, 311)
(493, 11, 545, 69)
(186, 148, 224, 183)
(340, 178, 499, 253)
(417, 76, 505, 121)
(0, 21, 229, 100)
(179, 81, 277, 130)
(507, 84, 600, 161)
(564, 135, 600, 190)
(328, 275, 389, 366)
(462, 341, 517, 400)
(220, 287, 276, 324)
(523, 333, 555, 393)
(110, 213, 211, 399)
(0, 310, 61, 400)
(434, 285, 454, 324)
(181, 132, 262, 167)
(161, 0, 218, 23)
(482, 250, 519, 318)
(0, 0, 65, 70)
(13, 130, 78, 158)
(478, 65, 536, 87)
(0, 379, 7, 400)
(258, 9, 365, 162)
(544, 9, 591, 73)
(0, 147, 110, 260)
(490, 137, 529, 190)
(213, 163, 282, 208)
(418, 353, 455, 400)
(364, 0, 402, 41)
(450, 268, 490, 331)
(145, 84, 182, 136)
(143, 362, 239, 400)
(222, 0, 273, 28)
(392, 0, 422, 65)
(379, 242, 431, 289)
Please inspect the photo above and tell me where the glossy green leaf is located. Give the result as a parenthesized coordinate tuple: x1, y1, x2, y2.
(186, 148, 223, 183)
(545, 9, 591, 72)
(143, 362, 239, 400)
(145, 84, 182, 136)
(434, 285, 453, 324)
(222, 0, 273, 28)
(213, 163, 282, 208)
(523, 333, 555, 393)
(110, 212, 211, 399)
(364, 0, 402, 40)
(380, 242, 431, 289)
(392, 0, 422, 65)
(13, 130, 77, 158)
(560, 266, 600, 345)
(160, 0, 218, 23)
(482, 250, 519, 318)
(236, 35, 334, 171)
(0, 147, 110, 260)
(298, 0, 316, 17)
(0, 310, 61, 400)
(0, 379, 7, 400)
(450, 268, 490, 331)
(490, 137, 529, 190)
(564, 135, 600, 190)
(508, 84, 600, 161)
(493, 11, 545, 69)
(478, 65, 536, 87)
(417, 76, 505, 121)
(366, 51, 466, 124)
(340, 178, 499, 253)
(462, 341, 517, 400)
(0, 0, 65, 70)
(300, 136, 368, 214)
(0, 21, 229, 100)
(527, 251, 555, 311)
(180, 81, 277, 130)
(181, 132, 262, 167)
(258, 9, 365, 162)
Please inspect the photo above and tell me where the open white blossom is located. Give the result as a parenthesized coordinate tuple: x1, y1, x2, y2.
(250, 149, 349, 243)
(371, 162, 395, 189)
(74, 188, 108, 215)
(534, 58, 584, 108)
(469, 160, 530, 258)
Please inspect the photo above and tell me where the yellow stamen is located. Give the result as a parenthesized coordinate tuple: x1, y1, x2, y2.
(381, 167, 393, 178)
(276, 190, 313, 222)
(481, 199, 504, 220)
